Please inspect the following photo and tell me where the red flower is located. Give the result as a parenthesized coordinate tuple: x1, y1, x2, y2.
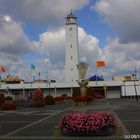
(1, 102, 16, 110)
(60, 112, 117, 135)
(54, 96, 64, 102)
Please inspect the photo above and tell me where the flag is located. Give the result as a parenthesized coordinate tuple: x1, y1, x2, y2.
(31, 64, 35, 70)
(0, 65, 6, 72)
(96, 60, 105, 67)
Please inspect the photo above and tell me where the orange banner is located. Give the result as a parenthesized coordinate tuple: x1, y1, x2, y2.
(96, 60, 105, 67)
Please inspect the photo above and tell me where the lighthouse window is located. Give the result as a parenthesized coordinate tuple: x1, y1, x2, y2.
(70, 45, 72, 48)
(71, 68, 73, 71)
(71, 56, 73, 59)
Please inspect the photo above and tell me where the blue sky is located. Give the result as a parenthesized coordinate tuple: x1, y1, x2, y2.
(23, 1, 109, 48)
(0, 0, 140, 81)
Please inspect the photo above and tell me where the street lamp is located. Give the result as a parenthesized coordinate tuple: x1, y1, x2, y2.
(123, 81, 126, 98)
(48, 80, 51, 95)
(103, 85, 107, 99)
(132, 74, 138, 102)
(6, 87, 10, 96)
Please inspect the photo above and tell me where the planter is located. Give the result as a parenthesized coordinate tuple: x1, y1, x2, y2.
(62, 126, 115, 136)
(75, 101, 87, 107)
(54, 125, 62, 136)
(60, 112, 117, 137)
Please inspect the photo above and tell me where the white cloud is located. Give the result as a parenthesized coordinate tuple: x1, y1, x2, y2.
(0, 0, 89, 27)
(2, 0, 140, 81)
(93, 0, 140, 43)
(0, 15, 31, 55)
(0, 15, 33, 80)
(89, 0, 140, 79)
(102, 37, 140, 78)
(32, 27, 101, 81)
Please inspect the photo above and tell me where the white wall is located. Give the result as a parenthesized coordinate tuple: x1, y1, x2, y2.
(121, 85, 140, 96)
(121, 80, 140, 96)
(107, 90, 121, 98)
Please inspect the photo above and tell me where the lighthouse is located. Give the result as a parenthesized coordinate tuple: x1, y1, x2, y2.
(65, 12, 79, 83)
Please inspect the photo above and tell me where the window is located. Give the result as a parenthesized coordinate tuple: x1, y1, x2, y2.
(71, 68, 73, 71)
(71, 56, 73, 59)
(70, 45, 72, 48)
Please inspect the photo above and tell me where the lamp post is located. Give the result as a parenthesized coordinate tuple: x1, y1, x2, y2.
(103, 85, 107, 99)
(77, 63, 89, 96)
(123, 81, 126, 98)
(6, 87, 10, 96)
(132, 74, 138, 102)
(48, 80, 51, 96)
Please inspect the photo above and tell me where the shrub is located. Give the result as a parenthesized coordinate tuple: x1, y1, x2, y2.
(64, 96, 73, 100)
(45, 95, 55, 105)
(1, 102, 16, 110)
(60, 112, 117, 136)
(5, 96, 13, 101)
(73, 96, 87, 102)
(32, 88, 45, 107)
(0, 93, 5, 106)
(54, 96, 64, 102)
(94, 94, 104, 99)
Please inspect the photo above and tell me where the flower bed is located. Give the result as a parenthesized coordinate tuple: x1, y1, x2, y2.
(32, 88, 45, 107)
(1, 102, 16, 110)
(45, 95, 55, 105)
(60, 112, 117, 136)
(64, 96, 73, 100)
(54, 96, 64, 102)
(73, 96, 87, 102)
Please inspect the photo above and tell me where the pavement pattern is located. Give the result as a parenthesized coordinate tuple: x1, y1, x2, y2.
(0, 99, 140, 140)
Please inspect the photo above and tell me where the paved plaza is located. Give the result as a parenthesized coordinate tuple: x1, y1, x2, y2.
(0, 99, 140, 140)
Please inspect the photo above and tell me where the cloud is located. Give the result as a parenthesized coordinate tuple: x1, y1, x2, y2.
(0, 15, 31, 55)
(89, 0, 140, 79)
(0, 0, 101, 81)
(92, 0, 140, 43)
(102, 37, 140, 78)
(0, 0, 89, 27)
(0, 15, 33, 81)
(32, 27, 101, 81)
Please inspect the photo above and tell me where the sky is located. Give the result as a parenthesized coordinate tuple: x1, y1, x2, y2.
(0, 0, 140, 82)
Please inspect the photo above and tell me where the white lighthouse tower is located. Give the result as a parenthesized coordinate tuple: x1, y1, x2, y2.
(65, 12, 79, 83)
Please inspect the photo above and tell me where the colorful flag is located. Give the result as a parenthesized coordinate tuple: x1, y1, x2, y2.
(0, 65, 6, 72)
(96, 60, 105, 67)
(31, 64, 35, 70)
